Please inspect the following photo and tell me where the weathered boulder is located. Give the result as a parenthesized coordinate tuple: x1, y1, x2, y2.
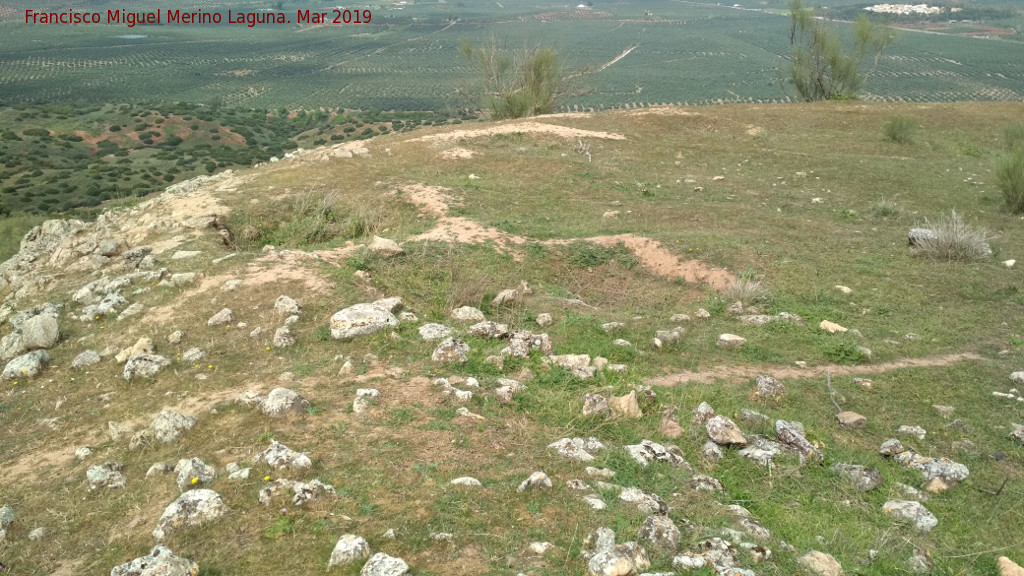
(832, 463, 884, 491)
(110, 545, 199, 576)
(152, 489, 228, 540)
(367, 236, 404, 257)
(588, 542, 650, 576)
(517, 471, 552, 492)
(254, 440, 312, 469)
(19, 314, 59, 350)
(625, 440, 690, 469)
(174, 458, 216, 492)
(87, 462, 126, 490)
(2, 350, 50, 379)
(582, 393, 610, 417)
(274, 295, 300, 316)
(549, 437, 605, 462)
(797, 550, 843, 576)
(151, 409, 196, 443)
(207, 308, 234, 326)
(707, 415, 747, 446)
(260, 388, 309, 417)
(608, 391, 642, 418)
(328, 534, 371, 568)
(468, 321, 509, 339)
(431, 337, 470, 363)
(418, 323, 453, 341)
(123, 354, 170, 380)
(450, 306, 486, 322)
(330, 303, 398, 340)
(360, 553, 409, 576)
(883, 500, 938, 532)
(637, 514, 681, 553)
(72, 350, 102, 368)
(776, 419, 822, 462)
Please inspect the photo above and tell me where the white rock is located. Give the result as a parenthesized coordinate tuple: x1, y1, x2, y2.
(328, 534, 371, 568)
(330, 303, 398, 340)
(716, 334, 746, 347)
(152, 489, 228, 540)
(450, 477, 482, 487)
(207, 308, 234, 326)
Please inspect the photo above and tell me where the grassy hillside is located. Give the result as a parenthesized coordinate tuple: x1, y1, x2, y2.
(0, 102, 1022, 576)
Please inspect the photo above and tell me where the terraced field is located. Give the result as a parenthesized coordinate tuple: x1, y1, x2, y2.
(0, 0, 1021, 110)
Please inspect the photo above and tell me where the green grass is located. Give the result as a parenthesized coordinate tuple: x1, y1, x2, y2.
(1, 102, 1023, 576)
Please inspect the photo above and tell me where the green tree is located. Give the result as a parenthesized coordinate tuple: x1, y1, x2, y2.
(460, 38, 565, 120)
(785, 0, 895, 101)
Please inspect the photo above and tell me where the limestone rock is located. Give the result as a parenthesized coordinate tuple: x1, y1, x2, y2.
(181, 347, 204, 364)
(837, 411, 866, 429)
(260, 388, 309, 417)
(418, 323, 453, 341)
(883, 500, 938, 532)
(701, 441, 724, 462)
(274, 295, 300, 316)
(690, 474, 724, 493)
(797, 550, 843, 576)
(637, 515, 681, 553)
(625, 440, 691, 470)
(707, 415, 747, 446)
(329, 534, 371, 568)
(998, 557, 1024, 576)
(146, 463, 173, 477)
(879, 438, 906, 456)
(431, 337, 470, 363)
(330, 303, 398, 340)
(776, 419, 823, 462)
(891, 450, 969, 492)
(167, 330, 184, 344)
(468, 321, 509, 339)
(692, 402, 715, 424)
(368, 236, 404, 257)
(819, 320, 847, 334)
(110, 545, 200, 576)
(754, 375, 784, 400)
(123, 354, 170, 380)
(2, 350, 50, 379)
(19, 314, 59, 350)
(450, 306, 486, 322)
(546, 353, 596, 379)
(254, 440, 312, 469)
(115, 337, 155, 363)
(588, 542, 651, 576)
(272, 327, 295, 348)
(152, 489, 228, 540)
(582, 393, 610, 417)
(151, 409, 196, 443)
(832, 463, 883, 491)
(207, 308, 234, 326)
(549, 437, 605, 462)
(517, 471, 552, 492)
(608, 391, 643, 419)
(87, 462, 126, 490)
(716, 334, 746, 347)
(174, 458, 216, 491)
(495, 378, 525, 404)
(68, 350, 101, 369)
(360, 553, 409, 576)
(898, 425, 927, 440)
(1012, 423, 1024, 445)
(659, 409, 683, 439)
(536, 313, 553, 327)
(450, 477, 482, 487)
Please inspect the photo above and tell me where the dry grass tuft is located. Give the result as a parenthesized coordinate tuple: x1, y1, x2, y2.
(912, 210, 991, 262)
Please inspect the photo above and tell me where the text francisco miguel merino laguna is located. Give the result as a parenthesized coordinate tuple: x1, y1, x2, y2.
(24, 8, 371, 27)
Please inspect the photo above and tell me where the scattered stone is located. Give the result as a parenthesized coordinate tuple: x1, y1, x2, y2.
(151, 409, 196, 443)
(588, 542, 651, 576)
(27, 527, 46, 541)
(71, 350, 101, 368)
(75, 446, 93, 459)
(228, 467, 250, 481)
(181, 347, 204, 364)
(87, 462, 126, 490)
(418, 323, 453, 341)
(123, 353, 170, 380)
(359, 553, 409, 576)
(517, 471, 552, 492)
(624, 440, 691, 470)
(835, 285, 853, 294)
(833, 463, 884, 491)
(329, 534, 371, 568)
(883, 500, 938, 532)
(353, 389, 379, 414)
(701, 441, 724, 462)
(891, 450, 970, 493)
(174, 458, 216, 491)
(546, 353, 595, 379)
(695, 308, 711, 319)
(837, 411, 867, 429)
(110, 545, 199, 576)
(152, 489, 227, 540)
(271, 327, 294, 348)
(2, 350, 50, 379)
(776, 419, 822, 462)
(692, 402, 715, 424)
(549, 437, 605, 462)
(450, 306, 486, 322)
(1010, 423, 1024, 445)
(529, 541, 555, 555)
(1005, 260, 1017, 269)
(1011, 371, 1024, 385)
(727, 301, 744, 315)
(637, 515, 681, 553)
(431, 337, 470, 363)
(659, 409, 683, 439)
(690, 475, 724, 492)
(495, 378, 525, 404)
(895, 482, 930, 503)
(582, 393, 610, 417)
(898, 425, 927, 440)
(260, 478, 335, 506)
(207, 308, 234, 326)
(612, 338, 632, 347)
(716, 334, 746, 347)
(331, 303, 399, 340)
(797, 550, 844, 576)
(879, 438, 905, 456)
(367, 236, 404, 257)
(254, 440, 312, 469)
(819, 320, 847, 334)
(586, 467, 615, 480)
(536, 313, 553, 327)
(468, 321, 509, 339)
(754, 375, 784, 400)
(450, 477, 482, 487)
(707, 415, 747, 446)
(608, 391, 643, 419)
(259, 388, 309, 417)
(274, 295, 300, 316)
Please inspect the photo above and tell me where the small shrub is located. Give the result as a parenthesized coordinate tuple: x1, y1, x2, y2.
(883, 116, 915, 144)
(869, 199, 902, 218)
(721, 275, 770, 305)
(997, 145, 1024, 214)
(912, 210, 991, 262)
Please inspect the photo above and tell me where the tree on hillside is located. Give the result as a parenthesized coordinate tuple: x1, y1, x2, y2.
(785, 0, 895, 101)
(459, 38, 567, 120)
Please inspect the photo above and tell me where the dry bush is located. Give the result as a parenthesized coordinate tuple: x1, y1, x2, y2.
(912, 210, 991, 262)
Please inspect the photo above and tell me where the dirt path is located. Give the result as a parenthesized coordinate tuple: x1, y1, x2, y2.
(406, 121, 626, 143)
(646, 352, 984, 386)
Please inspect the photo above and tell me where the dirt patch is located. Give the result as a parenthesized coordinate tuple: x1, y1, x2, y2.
(646, 352, 984, 387)
(439, 147, 476, 160)
(627, 107, 700, 117)
(549, 234, 735, 288)
(245, 250, 334, 292)
(408, 216, 530, 259)
(396, 183, 459, 217)
(746, 125, 763, 136)
(407, 121, 626, 143)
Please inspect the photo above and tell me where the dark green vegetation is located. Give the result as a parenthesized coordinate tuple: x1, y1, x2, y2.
(0, 102, 468, 219)
(998, 122, 1024, 213)
(460, 39, 565, 119)
(0, 0, 1021, 111)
